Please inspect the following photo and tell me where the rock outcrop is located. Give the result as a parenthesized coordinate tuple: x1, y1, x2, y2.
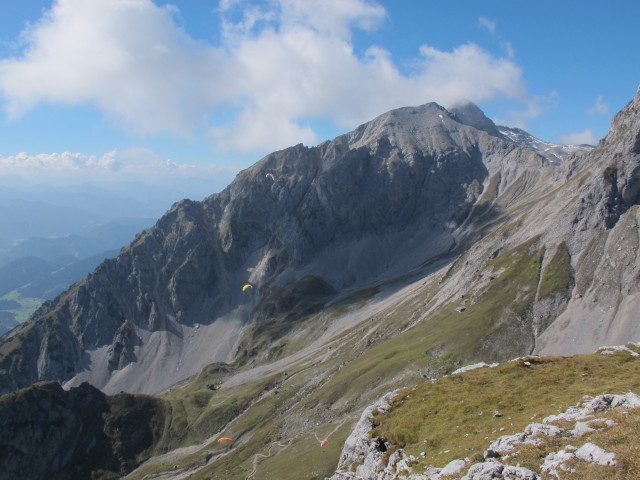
(0, 381, 164, 480)
(328, 368, 640, 479)
(328, 391, 397, 480)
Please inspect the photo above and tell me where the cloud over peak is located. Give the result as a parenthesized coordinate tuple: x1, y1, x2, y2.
(0, 0, 532, 154)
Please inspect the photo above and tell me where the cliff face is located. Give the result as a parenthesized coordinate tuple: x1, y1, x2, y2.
(0, 87, 638, 398)
(531, 87, 640, 354)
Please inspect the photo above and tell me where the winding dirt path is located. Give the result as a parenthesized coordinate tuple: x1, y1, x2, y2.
(246, 439, 294, 480)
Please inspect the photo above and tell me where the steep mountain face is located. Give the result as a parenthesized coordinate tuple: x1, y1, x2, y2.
(532, 87, 640, 354)
(0, 87, 638, 480)
(0, 101, 553, 395)
(0, 88, 638, 401)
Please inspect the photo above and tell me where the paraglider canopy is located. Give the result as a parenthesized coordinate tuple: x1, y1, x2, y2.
(320, 440, 328, 447)
(242, 284, 253, 292)
(217, 437, 234, 443)
(265, 172, 275, 181)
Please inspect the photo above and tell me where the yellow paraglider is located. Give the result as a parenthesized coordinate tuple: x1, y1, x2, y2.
(242, 284, 253, 292)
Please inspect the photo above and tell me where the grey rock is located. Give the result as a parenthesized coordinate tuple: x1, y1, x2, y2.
(541, 449, 576, 477)
(461, 460, 538, 480)
(598, 345, 640, 356)
(451, 363, 492, 375)
(570, 421, 595, 437)
(440, 458, 467, 476)
(580, 392, 640, 415)
(575, 442, 616, 466)
(488, 423, 562, 454)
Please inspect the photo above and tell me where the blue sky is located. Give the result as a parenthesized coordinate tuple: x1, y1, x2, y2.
(0, 0, 638, 195)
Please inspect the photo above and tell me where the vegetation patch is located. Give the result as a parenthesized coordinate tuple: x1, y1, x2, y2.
(157, 372, 280, 451)
(539, 241, 574, 300)
(0, 291, 43, 324)
(369, 348, 640, 475)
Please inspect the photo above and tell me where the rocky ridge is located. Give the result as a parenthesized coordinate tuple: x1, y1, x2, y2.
(497, 126, 592, 165)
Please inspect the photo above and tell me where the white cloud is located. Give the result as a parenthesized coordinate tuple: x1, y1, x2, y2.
(277, 0, 387, 37)
(0, 148, 239, 181)
(0, 0, 534, 154)
(0, 0, 230, 135)
(559, 128, 596, 145)
(478, 16, 496, 35)
(587, 95, 609, 115)
(493, 91, 559, 130)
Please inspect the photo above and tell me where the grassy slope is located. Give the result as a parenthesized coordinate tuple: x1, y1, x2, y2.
(371, 346, 640, 479)
(124, 233, 571, 479)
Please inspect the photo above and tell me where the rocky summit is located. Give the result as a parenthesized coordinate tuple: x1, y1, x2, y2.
(0, 86, 639, 479)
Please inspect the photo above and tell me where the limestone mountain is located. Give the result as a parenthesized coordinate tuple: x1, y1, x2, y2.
(2, 83, 639, 398)
(0, 99, 568, 395)
(0, 86, 638, 479)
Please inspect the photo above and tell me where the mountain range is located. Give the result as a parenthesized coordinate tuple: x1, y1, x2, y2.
(0, 85, 638, 479)
(0, 218, 157, 336)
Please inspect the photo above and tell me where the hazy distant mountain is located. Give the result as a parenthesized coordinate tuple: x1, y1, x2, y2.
(0, 311, 18, 336)
(0, 180, 212, 253)
(0, 217, 155, 336)
(0, 250, 123, 336)
(0, 199, 102, 251)
(0, 250, 120, 299)
(0, 87, 639, 479)
(0, 217, 155, 266)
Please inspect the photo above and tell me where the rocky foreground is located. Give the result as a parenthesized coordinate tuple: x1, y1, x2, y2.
(329, 346, 640, 480)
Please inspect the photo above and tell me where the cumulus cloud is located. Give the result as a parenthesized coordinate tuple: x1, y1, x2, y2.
(0, 148, 239, 181)
(0, 0, 230, 135)
(588, 95, 609, 115)
(0, 0, 534, 154)
(559, 128, 596, 145)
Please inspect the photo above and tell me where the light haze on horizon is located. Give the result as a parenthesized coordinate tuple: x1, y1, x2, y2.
(0, 0, 638, 195)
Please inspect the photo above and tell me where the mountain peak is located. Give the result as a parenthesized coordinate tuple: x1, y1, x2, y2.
(600, 83, 640, 155)
(344, 101, 502, 154)
(448, 100, 502, 136)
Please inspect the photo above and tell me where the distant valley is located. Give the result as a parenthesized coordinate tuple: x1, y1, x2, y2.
(0, 218, 155, 335)
(0, 179, 222, 335)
